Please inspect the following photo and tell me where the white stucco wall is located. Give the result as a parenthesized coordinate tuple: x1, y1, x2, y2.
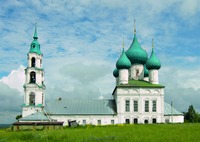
(149, 69, 159, 84)
(130, 64, 144, 80)
(28, 53, 42, 68)
(118, 69, 128, 84)
(22, 52, 45, 118)
(24, 85, 45, 106)
(113, 87, 165, 124)
(50, 115, 119, 126)
(22, 107, 43, 117)
(164, 115, 184, 123)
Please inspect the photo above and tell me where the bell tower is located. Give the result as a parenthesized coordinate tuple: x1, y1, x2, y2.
(22, 24, 46, 117)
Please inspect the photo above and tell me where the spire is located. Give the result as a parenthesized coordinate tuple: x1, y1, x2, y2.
(122, 37, 124, 49)
(152, 38, 154, 49)
(134, 19, 136, 35)
(33, 23, 38, 40)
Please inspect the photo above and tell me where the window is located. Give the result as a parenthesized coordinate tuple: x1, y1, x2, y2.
(30, 71, 36, 83)
(111, 120, 114, 125)
(82, 120, 86, 125)
(134, 100, 138, 112)
(97, 120, 101, 125)
(145, 100, 149, 112)
(125, 119, 130, 124)
(144, 120, 148, 124)
(152, 118, 157, 124)
(29, 92, 35, 105)
(152, 100, 157, 112)
(31, 57, 35, 67)
(134, 118, 138, 124)
(125, 100, 130, 112)
(165, 119, 170, 123)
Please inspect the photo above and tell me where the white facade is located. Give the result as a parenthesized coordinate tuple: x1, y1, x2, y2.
(50, 115, 118, 126)
(149, 69, 159, 84)
(22, 44, 45, 117)
(164, 115, 184, 123)
(113, 87, 165, 124)
(118, 69, 129, 85)
(130, 64, 144, 80)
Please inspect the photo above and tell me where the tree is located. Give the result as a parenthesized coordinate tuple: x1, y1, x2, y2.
(16, 114, 22, 120)
(184, 105, 199, 123)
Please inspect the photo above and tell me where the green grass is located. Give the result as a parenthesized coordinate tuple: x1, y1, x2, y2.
(0, 123, 200, 142)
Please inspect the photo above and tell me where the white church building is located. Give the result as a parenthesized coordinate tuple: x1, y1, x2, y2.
(19, 24, 184, 126)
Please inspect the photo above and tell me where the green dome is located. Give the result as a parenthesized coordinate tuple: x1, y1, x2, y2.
(113, 68, 119, 78)
(146, 48, 161, 70)
(29, 40, 42, 55)
(29, 25, 42, 55)
(144, 64, 149, 77)
(116, 48, 131, 69)
(126, 34, 148, 65)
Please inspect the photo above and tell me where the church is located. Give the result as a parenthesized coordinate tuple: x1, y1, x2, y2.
(18, 24, 184, 126)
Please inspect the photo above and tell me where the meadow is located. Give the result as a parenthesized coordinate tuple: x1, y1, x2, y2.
(0, 123, 200, 142)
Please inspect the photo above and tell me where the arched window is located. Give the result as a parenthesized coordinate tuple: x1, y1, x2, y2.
(30, 71, 36, 83)
(29, 92, 35, 105)
(31, 57, 35, 67)
(144, 120, 148, 124)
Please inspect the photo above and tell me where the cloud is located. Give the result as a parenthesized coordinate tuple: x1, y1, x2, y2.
(177, 0, 200, 19)
(0, 65, 25, 94)
(0, 82, 22, 123)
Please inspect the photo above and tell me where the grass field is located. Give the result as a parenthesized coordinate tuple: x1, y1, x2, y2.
(0, 123, 200, 142)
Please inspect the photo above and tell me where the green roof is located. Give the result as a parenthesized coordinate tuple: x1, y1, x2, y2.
(126, 34, 148, 65)
(118, 80, 164, 88)
(20, 111, 50, 121)
(146, 48, 161, 70)
(116, 48, 131, 69)
(29, 25, 42, 55)
(46, 99, 117, 115)
(164, 102, 183, 116)
(113, 68, 119, 78)
(144, 64, 149, 77)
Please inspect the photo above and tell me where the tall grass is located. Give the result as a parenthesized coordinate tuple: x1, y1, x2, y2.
(0, 123, 200, 142)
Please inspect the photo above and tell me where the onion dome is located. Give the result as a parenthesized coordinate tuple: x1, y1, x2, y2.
(144, 64, 149, 77)
(113, 68, 119, 78)
(116, 47, 131, 70)
(146, 39, 161, 70)
(29, 24, 42, 55)
(126, 21, 148, 65)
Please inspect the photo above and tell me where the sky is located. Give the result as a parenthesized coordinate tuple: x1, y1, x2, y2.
(0, 0, 200, 124)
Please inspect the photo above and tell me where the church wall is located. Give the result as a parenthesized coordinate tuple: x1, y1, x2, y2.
(130, 64, 144, 80)
(149, 69, 159, 84)
(50, 115, 119, 126)
(113, 87, 165, 123)
(24, 86, 44, 105)
(118, 69, 128, 84)
(28, 53, 42, 68)
(164, 115, 184, 123)
(22, 107, 42, 117)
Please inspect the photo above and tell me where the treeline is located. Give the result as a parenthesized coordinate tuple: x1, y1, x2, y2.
(184, 105, 200, 123)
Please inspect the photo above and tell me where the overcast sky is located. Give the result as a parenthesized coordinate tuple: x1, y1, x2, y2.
(0, 0, 200, 124)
